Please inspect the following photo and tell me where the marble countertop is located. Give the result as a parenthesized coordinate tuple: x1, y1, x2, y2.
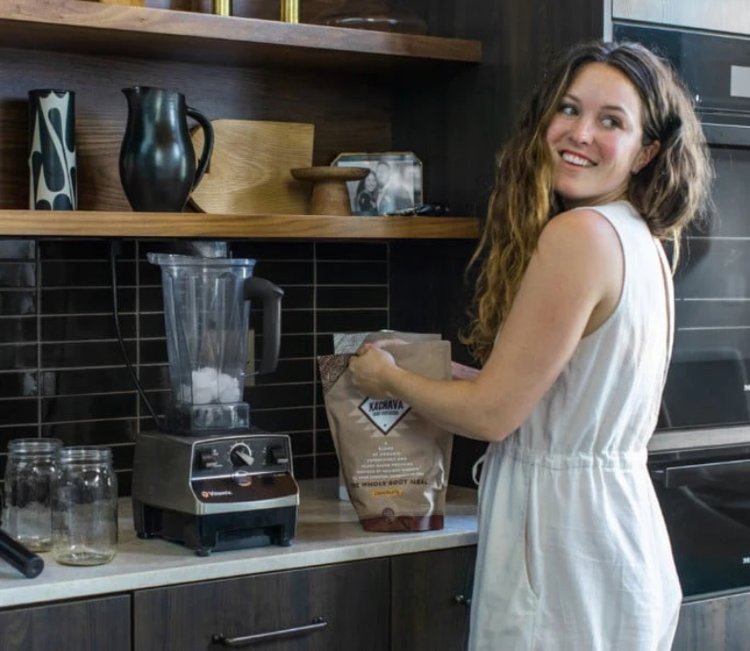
(0, 479, 478, 609)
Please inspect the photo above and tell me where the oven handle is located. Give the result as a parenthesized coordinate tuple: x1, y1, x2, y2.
(702, 122, 750, 147)
(652, 458, 750, 488)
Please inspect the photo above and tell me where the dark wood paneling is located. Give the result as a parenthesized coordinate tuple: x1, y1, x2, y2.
(0, 595, 130, 651)
(393, 0, 604, 215)
(133, 559, 390, 651)
(391, 546, 476, 651)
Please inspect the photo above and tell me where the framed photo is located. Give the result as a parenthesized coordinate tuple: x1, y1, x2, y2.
(332, 152, 423, 216)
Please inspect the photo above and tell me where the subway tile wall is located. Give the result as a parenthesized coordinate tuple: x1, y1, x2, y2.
(0, 238, 389, 494)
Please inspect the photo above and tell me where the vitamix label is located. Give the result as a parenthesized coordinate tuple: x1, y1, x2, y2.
(358, 397, 410, 434)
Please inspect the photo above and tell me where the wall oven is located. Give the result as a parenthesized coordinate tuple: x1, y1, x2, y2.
(613, 20, 750, 596)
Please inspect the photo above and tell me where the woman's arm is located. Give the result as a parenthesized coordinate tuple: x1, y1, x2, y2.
(452, 362, 480, 381)
(349, 209, 623, 442)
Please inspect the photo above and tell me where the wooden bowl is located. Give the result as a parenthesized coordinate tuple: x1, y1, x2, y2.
(291, 166, 370, 215)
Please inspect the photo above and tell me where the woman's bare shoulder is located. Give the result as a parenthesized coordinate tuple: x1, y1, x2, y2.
(538, 208, 621, 264)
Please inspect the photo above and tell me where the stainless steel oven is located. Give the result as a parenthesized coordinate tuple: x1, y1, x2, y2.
(613, 21, 750, 596)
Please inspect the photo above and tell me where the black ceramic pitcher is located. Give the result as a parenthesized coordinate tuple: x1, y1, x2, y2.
(119, 87, 214, 212)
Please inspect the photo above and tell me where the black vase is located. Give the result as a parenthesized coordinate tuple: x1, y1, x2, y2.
(28, 89, 77, 210)
(119, 86, 214, 212)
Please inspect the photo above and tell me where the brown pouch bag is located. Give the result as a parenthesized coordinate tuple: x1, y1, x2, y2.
(318, 339, 453, 532)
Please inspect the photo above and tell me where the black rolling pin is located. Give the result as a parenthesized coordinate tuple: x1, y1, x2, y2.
(0, 528, 44, 578)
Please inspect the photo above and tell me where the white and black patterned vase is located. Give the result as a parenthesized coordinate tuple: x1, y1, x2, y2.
(28, 89, 77, 210)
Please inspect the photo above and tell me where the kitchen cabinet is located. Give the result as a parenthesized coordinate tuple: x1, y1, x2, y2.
(132, 547, 478, 651)
(391, 545, 476, 651)
(0, 594, 130, 651)
(672, 592, 750, 651)
(133, 558, 391, 650)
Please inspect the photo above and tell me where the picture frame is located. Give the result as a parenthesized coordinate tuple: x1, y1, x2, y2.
(332, 152, 423, 216)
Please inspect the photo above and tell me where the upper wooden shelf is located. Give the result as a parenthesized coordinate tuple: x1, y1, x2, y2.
(1, 0, 482, 70)
(0, 210, 479, 240)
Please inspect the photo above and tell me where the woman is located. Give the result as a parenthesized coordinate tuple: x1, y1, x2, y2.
(349, 41, 712, 650)
(355, 171, 378, 215)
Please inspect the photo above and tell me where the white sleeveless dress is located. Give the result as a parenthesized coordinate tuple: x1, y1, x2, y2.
(468, 201, 681, 651)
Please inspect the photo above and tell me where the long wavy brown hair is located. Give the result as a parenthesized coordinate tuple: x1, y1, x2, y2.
(462, 40, 713, 364)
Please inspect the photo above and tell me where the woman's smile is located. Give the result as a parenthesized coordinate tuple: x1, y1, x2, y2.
(560, 150, 595, 167)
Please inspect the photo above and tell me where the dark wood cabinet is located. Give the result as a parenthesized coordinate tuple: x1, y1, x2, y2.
(672, 592, 750, 651)
(131, 547, 476, 651)
(391, 546, 476, 651)
(133, 558, 390, 651)
(7, 547, 750, 651)
(0, 594, 130, 651)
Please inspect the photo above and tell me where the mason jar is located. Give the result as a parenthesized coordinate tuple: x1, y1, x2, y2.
(2, 438, 62, 552)
(52, 446, 118, 566)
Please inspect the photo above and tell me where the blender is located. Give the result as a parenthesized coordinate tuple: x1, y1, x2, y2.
(131, 254, 298, 556)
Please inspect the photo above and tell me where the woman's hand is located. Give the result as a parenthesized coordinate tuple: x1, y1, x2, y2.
(349, 344, 397, 398)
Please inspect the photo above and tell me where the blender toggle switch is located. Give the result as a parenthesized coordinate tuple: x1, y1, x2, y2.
(197, 449, 221, 470)
(266, 444, 289, 465)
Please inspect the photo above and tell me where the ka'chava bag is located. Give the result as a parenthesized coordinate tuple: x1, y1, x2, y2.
(318, 339, 453, 532)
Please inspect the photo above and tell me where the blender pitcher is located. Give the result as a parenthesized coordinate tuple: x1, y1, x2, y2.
(148, 253, 283, 434)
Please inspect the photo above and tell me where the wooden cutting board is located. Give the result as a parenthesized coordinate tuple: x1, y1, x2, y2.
(189, 119, 315, 215)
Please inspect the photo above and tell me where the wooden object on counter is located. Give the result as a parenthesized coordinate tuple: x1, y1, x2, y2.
(189, 119, 314, 215)
(291, 166, 369, 215)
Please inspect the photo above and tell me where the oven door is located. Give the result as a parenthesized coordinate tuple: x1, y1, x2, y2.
(650, 446, 750, 596)
(612, 22, 750, 436)
(656, 119, 750, 434)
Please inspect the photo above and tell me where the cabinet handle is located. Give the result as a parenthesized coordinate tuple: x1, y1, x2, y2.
(453, 594, 472, 607)
(212, 617, 327, 647)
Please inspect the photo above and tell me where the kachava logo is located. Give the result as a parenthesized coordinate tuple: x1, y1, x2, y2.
(201, 489, 233, 498)
(358, 397, 410, 434)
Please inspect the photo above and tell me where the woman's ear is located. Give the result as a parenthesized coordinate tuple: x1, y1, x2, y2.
(632, 140, 661, 174)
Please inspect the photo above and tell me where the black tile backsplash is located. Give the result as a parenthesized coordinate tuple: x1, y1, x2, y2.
(0, 316, 37, 341)
(0, 262, 35, 288)
(0, 239, 389, 492)
(0, 291, 36, 315)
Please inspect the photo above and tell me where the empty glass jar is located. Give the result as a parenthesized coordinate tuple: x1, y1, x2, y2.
(52, 446, 118, 566)
(3, 438, 62, 552)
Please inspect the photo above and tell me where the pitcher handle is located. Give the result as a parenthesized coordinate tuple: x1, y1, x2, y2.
(244, 277, 284, 375)
(186, 106, 214, 190)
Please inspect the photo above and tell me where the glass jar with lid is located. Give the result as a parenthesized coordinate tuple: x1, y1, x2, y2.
(52, 446, 118, 566)
(2, 437, 62, 552)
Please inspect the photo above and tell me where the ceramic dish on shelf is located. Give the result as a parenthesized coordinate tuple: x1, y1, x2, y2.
(290, 166, 370, 215)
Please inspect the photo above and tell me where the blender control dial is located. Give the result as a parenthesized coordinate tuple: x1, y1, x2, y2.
(229, 443, 255, 468)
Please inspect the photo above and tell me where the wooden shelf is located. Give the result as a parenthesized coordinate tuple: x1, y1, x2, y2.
(0, 211, 479, 240)
(1, 0, 482, 70)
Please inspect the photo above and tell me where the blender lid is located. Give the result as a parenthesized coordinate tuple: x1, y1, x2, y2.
(147, 253, 257, 267)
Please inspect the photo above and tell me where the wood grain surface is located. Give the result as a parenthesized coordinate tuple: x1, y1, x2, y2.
(189, 119, 314, 215)
(0, 210, 479, 239)
(0, 0, 481, 70)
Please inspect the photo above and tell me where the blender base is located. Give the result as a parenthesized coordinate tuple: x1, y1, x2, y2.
(133, 499, 297, 556)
